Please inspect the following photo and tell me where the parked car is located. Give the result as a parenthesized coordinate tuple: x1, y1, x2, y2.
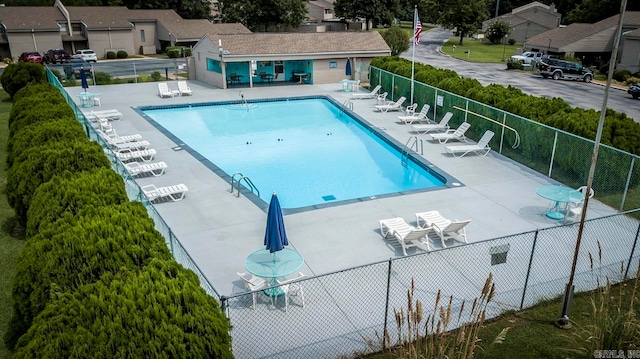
(74, 49, 98, 62)
(18, 52, 43, 64)
(509, 51, 543, 66)
(63, 58, 92, 78)
(538, 58, 593, 82)
(43, 49, 71, 64)
(628, 83, 640, 99)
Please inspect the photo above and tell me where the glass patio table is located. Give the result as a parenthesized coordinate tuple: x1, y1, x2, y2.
(536, 185, 584, 220)
(245, 248, 304, 296)
(77, 92, 96, 108)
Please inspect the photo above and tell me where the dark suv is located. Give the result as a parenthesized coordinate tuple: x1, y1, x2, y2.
(538, 57, 593, 82)
(43, 49, 71, 64)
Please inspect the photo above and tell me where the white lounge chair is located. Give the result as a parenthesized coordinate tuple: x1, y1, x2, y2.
(85, 109, 123, 122)
(374, 96, 406, 112)
(125, 161, 167, 177)
(141, 183, 188, 202)
(237, 272, 269, 310)
(429, 122, 471, 144)
(276, 272, 306, 312)
(107, 138, 151, 151)
(177, 81, 193, 96)
(399, 103, 418, 119)
(351, 85, 382, 100)
(375, 92, 388, 105)
(97, 128, 143, 144)
(445, 130, 495, 158)
(398, 104, 431, 125)
(415, 210, 470, 248)
(412, 112, 453, 134)
(114, 148, 156, 163)
(158, 82, 174, 98)
(379, 217, 432, 255)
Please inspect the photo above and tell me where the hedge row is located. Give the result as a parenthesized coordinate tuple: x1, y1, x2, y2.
(370, 56, 640, 156)
(1, 63, 232, 357)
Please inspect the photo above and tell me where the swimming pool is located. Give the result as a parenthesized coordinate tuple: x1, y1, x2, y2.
(139, 96, 457, 210)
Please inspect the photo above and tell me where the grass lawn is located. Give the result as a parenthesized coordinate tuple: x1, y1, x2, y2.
(440, 38, 521, 63)
(360, 277, 640, 358)
(0, 89, 22, 359)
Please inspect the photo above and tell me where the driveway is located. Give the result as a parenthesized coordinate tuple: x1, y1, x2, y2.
(402, 28, 640, 123)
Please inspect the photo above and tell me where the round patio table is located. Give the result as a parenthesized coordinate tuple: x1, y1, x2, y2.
(536, 185, 584, 220)
(245, 248, 304, 296)
(77, 92, 95, 108)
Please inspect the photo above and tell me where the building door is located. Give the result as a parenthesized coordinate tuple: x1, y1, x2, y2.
(274, 60, 284, 80)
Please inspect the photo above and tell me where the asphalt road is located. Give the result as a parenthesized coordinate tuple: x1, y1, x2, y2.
(401, 28, 640, 122)
(46, 58, 187, 78)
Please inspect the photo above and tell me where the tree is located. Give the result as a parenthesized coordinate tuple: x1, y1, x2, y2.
(382, 26, 411, 56)
(485, 19, 511, 44)
(219, 0, 307, 31)
(13, 259, 232, 358)
(333, 0, 398, 31)
(426, 0, 490, 45)
(566, 0, 640, 24)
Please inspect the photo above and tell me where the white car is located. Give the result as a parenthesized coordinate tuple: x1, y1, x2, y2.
(75, 49, 98, 62)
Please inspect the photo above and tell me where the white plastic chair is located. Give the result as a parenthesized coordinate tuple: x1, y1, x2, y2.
(92, 93, 101, 106)
(237, 272, 269, 310)
(564, 186, 595, 222)
(276, 272, 306, 312)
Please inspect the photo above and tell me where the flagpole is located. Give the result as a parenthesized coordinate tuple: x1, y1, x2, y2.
(410, 5, 417, 105)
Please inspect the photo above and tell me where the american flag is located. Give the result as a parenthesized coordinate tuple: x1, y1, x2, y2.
(414, 11, 422, 45)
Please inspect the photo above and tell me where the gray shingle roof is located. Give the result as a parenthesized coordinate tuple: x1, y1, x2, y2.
(66, 6, 133, 29)
(526, 12, 640, 49)
(208, 31, 390, 55)
(0, 7, 62, 31)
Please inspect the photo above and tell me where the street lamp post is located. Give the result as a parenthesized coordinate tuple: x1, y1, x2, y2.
(502, 34, 508, 62)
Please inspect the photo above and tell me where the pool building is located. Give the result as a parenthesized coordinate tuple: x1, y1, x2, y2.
(190, 32, 391, 89)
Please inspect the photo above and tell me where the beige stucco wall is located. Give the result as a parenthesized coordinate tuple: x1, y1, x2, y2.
(132, 22, 158, 55)
(9, 32, 61, 58)
(193, 37, 226, 88)
(88, 29, 135, 58)
(619, 38, 640, 73)
(511, 22, 549, 44)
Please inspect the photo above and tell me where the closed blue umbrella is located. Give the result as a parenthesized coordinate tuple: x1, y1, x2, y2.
(264, 192, 288, 253)
(345, 58, 352, 77)
(80, 68, 89, 93)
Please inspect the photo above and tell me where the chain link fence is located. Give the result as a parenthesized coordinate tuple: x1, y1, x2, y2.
(46, 69, 219, 300)
(370, 67, 640, 213)
(225, 213, 640, 358)
(47, 67, 640, 358)
(46, 58, 188, 85)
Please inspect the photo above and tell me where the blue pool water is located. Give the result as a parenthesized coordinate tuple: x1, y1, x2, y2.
(141, 97, 448, 209)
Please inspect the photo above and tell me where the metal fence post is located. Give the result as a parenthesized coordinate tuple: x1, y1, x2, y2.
(382, 258, 392, 350)
(220, 296, 229, 317)
(624, 223, 640, 279)
(520, 230, 540, 310)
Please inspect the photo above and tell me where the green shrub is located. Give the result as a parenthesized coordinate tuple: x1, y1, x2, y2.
(12, 82, 61, 103)
(7, 118, 85, 169)
(106, 51, 116, 59)
(626, 77, 640, 86)
(506, 59, 524, 70)
(150, 71, 163, 81)
(6, 140, 111, 226)
(0, 62, 47, 98)
(8, 100, 75, 137)
(13, 259, 232, 358)
(166, 46, 191, 58)
(94, 71, 113, 85)
(613, 69, 631, 82)
(9, 202, 173, 347)
(485, 20, 511, 44)
(116, 50, 128, 58)
(26, 168, 129, 236)
(508, 38, 516, 45)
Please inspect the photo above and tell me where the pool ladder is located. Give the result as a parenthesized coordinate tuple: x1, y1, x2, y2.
(401, 136, 423, 167)
(229, 173, 260, 198)
(340, 100, 353, 115)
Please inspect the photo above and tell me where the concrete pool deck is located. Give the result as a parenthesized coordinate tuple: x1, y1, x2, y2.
(68, 80, 619, 296)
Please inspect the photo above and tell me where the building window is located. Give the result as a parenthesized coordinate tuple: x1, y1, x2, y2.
(58, 23, 67, 32)
(140, 29, 146, 42)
